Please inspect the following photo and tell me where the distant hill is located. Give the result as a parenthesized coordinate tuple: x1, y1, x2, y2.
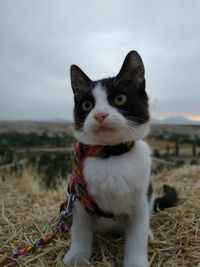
(151, 116, 200, 125)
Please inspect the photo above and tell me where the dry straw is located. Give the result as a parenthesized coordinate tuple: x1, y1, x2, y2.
(0, 165, 200, 266)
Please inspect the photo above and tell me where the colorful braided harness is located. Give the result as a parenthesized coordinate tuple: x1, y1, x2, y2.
(0, 141, 135, 266)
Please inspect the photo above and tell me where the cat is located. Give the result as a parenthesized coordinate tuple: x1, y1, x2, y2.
(64, 51, 177, 267)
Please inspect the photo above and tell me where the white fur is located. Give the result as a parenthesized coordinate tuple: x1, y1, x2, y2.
(64, 84, 152, 267)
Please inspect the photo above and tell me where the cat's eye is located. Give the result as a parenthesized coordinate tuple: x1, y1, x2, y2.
(113, 94, 127, 106)
(82, 100, 93, 111)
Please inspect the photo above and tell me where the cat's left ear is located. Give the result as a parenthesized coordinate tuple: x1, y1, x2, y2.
(70, 65, 92, 95)
(115, 51, 145, 86)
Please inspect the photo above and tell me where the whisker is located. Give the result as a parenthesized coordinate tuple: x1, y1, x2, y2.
(125, 124, 140, 136)
(124, 115, 147, 123)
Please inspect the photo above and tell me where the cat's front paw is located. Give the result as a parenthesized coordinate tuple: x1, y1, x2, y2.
(124, 262, 148, 267)
(64, 250, 90, 266)
(124, 257, 149, 267)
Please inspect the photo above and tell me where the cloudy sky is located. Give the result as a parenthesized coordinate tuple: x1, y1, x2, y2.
(0, 0, 200, 121)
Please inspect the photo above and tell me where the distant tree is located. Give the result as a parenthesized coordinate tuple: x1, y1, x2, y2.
(175, 140, 180, 157)
(153, 149, 161, 158)
(190, 159, 197, 165)
(192, 142, 197, 157)
(38, 151, 73, 189)
(165, 145, 170, 159)
(3, 148, 13, 164)
(176, 160, 185, 167)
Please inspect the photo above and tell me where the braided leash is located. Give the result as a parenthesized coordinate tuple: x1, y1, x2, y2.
(0, 193, 75, 267)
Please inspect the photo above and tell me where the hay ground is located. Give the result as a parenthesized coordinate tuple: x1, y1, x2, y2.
(0, 166, 200, 267)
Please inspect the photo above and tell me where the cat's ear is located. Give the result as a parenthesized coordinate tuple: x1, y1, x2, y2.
(115, 51, 145, 86)
(70, 65, 92, 95)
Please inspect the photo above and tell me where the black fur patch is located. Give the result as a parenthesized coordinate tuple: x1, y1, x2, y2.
(153, 184, 178, 211)
(100, 77, 149, 125)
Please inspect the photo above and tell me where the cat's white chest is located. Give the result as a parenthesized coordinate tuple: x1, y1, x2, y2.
(83, 141, 151, 215)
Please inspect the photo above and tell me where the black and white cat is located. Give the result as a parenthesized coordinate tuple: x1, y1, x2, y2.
(64, 51, 176, 267)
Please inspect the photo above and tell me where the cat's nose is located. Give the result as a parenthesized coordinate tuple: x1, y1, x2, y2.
(94, 112, 109, 123)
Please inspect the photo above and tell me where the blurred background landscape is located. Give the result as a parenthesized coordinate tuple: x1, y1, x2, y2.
(0, 120, 200, 188)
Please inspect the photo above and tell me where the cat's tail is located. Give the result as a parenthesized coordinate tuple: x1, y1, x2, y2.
(153, 184, 178, 212)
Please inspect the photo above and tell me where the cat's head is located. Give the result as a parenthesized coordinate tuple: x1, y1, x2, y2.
(70, 51, 150, 145)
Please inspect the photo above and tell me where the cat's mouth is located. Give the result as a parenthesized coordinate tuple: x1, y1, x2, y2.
(95, 124, 117, 133)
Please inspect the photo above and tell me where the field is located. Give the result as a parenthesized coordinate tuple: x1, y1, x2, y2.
(0, 121, 200, 266)
(0, 121, 74, 134)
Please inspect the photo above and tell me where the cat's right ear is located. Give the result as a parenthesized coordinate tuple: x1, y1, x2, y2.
(114, 51, 145, 86)
(70, 65, 92, 95)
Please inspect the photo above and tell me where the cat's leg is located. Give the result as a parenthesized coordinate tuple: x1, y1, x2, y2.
(64, 201, 93, 266)
(123, 196, 149, 267)
(148, 192, 155, 241)
(148, 228, 154, 241)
